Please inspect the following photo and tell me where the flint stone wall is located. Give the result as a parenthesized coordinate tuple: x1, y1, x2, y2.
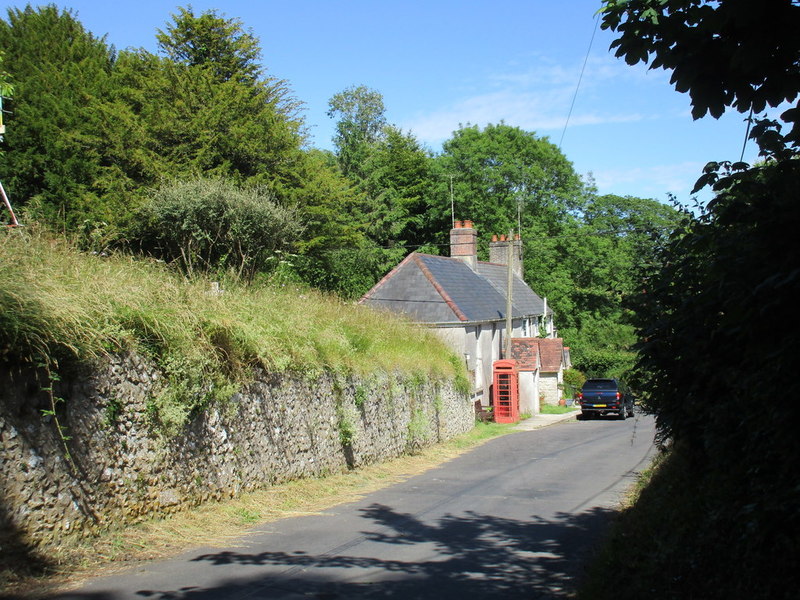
(0, 353, 473, 553)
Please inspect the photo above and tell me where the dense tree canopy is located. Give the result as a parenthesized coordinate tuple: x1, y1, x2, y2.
(156, 6, 262, 84)
(588, 2, 800, 598)
(600, 0, 800, 436)
(0, 5, 115, 227)
(357, 125, 434, 248)
(0, 4, 362, 273)
(323, 86, 440, 297)
(327, 85, 387, 180)
(0, 4, 682, 375)
(435, 123, 586, 241)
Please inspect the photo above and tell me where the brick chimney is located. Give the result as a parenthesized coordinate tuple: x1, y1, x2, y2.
(450, 220, 477, 270)
(489, 233, 523, 277)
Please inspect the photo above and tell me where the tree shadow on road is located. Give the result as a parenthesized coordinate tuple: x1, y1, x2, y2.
(50, 503, 617, 600)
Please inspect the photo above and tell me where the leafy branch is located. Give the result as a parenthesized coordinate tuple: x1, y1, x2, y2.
(38, 361, 75, 468)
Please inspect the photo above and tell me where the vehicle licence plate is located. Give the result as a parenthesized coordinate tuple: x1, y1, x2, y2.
(594, 404, 607, 408)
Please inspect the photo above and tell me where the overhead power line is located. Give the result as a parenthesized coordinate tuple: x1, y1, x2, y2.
(559, 13, 600, 149)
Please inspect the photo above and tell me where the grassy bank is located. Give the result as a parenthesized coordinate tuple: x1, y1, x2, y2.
(0, 229, 467, 432)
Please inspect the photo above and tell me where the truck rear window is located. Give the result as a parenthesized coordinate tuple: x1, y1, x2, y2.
(583, 380, 617, 390)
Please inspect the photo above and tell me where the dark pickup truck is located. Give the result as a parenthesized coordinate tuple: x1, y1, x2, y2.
(578, 378, 633, 420)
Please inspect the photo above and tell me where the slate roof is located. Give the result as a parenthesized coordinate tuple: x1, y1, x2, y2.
(477, 262, 549, 317)
(360, 252, 548, 325)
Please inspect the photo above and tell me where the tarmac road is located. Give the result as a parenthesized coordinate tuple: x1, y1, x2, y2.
(46, 412, 657, 600)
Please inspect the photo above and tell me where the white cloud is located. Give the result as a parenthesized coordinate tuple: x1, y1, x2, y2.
(589, 161, 708, 202)
(395, 50, 713, 205)
(492, 54, 654, 89)
(400, 53, 659, 148)
(403, 89, 645, 147)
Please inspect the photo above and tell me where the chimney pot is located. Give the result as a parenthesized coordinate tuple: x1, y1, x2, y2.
(491, 234, 498, 242)
(515, 233, 520, 240)
(500, 234, 507, 242)
(454, 220, 462, 229)
(464, 219, 473, 229)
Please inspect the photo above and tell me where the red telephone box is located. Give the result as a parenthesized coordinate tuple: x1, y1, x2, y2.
(492, 359, 519, 423)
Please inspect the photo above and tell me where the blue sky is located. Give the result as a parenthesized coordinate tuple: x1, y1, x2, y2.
(2, 1, 768, 205)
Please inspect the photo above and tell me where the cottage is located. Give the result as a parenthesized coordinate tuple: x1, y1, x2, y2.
(536, 337, 570, 405)
(509, 337, 571, 412)
(360, 220, 559, 410)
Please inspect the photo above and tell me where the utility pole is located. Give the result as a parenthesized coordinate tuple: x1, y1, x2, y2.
(504, 229, 514, 359)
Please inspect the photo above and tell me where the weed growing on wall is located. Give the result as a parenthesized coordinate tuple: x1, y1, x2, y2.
(406, 407, 430, 454)
(388, 377, 402, 401)
(448, 354, 471, 396)
(104, 397, 123, 428)
(353, 385, 367, 410)
(146, 353, 238, 435)
(408, 372, 426, 393)
(337, 406, 356, 447)
(37, 362, 73, 465)
(433, 393, 444, 414)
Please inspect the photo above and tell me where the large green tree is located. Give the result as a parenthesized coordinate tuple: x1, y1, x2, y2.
(327, 84, 387, 180)
(155, 6, 262, 84)
(324, 86, 438, 296)
(327, 87, 436, 245)
(358, 125, 436, 249)
(0, 4, 115, 228)
(111, 49, 302, 188)
(555, 194, 680, 376)
(140, 8, 304, 191)
(287, 148, 376, 298)
(433, 123, 587, 247)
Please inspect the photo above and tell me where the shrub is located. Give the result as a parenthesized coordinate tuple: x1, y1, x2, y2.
(133, 178, 301, 280)
(561, 368, 586, 399)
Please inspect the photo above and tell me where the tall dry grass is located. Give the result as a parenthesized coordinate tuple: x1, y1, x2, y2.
(0, 229, 465, 431)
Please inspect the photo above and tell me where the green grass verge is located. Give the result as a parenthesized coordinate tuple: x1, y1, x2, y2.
(538, 403, 578, 414)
